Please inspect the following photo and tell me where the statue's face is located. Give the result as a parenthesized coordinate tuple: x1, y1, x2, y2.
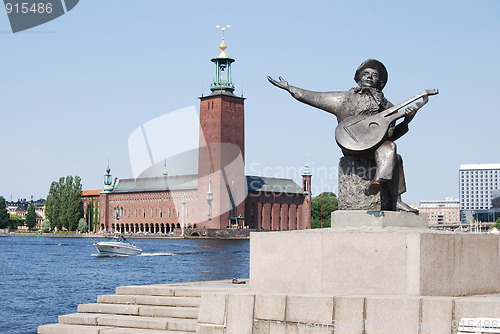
(358, 68, 380, 89)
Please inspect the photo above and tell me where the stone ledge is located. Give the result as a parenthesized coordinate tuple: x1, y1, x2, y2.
(250, 228, 500, 296)
(331, 210, 428, 228)
(196, 291, 500, 334)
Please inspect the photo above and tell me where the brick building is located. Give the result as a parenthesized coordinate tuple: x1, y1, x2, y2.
(6, 197, 46, 229)
(417, 198, 460, 225)
(82, 36, 311, 234)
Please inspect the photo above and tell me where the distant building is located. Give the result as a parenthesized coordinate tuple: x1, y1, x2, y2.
(6, 197, 46, 229)
(418, 198, 460, 225)
(459, 163, 500, 222)
(493, 189, 500, 208)
(81, 36, 312, 235)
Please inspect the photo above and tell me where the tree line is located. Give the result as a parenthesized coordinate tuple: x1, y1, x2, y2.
(1, 175, 85, 231)
(45, 176, 84, 231)
(0, 197, 37, 230)
(311, 192, 339, 228)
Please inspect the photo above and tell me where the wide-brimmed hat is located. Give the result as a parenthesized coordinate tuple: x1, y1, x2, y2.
(354, 59, 388, 90)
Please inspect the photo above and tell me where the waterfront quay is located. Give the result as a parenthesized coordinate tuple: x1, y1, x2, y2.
(0, 228, 251, 239)
(38, 279, 500, 334)
(37, 215, 500, 334)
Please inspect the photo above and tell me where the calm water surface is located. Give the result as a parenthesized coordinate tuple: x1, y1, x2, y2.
(0, 236, 249, 334)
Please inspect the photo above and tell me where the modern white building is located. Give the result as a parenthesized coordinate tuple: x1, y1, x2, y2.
(459, 163, 500, 222)
(418, 197, 460, 224)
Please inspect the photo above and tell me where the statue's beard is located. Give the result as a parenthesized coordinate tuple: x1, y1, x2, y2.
(353, 86, 386, 114)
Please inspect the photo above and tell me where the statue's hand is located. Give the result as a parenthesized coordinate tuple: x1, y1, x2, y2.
(404, 105, 418, 117)
(267, 76, 290, 91)
(403, 105, 418, 124)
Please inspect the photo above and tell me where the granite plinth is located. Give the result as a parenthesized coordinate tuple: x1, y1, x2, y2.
(338, 156, 395, 211)
(250, 212, 500, 297)
(332, 210, 428, 228)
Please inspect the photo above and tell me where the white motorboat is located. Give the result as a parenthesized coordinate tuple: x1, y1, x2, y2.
(93, 237, 142, 256)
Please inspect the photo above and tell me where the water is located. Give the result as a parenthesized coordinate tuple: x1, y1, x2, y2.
(0, 236, 249, 334)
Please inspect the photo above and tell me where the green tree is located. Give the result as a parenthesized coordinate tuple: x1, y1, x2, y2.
(46, 176, 84, 231)
(77, 218, 88, 233)
(93, 200, 99, 232)
(0, 196, 10, 228)
(86, 200, 99, 233)
(41, 219, 51, 233)
(311, 192, 339, 228)
(25, 204, 37, 230)
(9, 214, 24, 227)
(488, 217, 500, 231)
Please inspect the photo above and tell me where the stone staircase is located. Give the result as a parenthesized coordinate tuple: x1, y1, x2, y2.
(38, 280, 247, 334)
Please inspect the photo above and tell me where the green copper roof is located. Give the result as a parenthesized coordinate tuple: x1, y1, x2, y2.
(111, 175, 198, 193)
(246, 176, 304, 194)
(302, 164, 312, 176)
(106, 175, 304, 195)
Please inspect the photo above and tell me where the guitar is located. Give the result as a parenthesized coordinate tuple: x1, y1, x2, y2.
(334, 89, 439, 153)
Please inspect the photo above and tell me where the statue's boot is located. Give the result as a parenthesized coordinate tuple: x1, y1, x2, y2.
(396, 198, 419, 213)
(364, 178, 388, 196)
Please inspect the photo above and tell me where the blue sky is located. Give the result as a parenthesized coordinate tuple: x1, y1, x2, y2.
(1, 0, 499, 205)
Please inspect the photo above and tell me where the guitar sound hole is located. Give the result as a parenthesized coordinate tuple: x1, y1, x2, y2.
(369, 122, 379, 129)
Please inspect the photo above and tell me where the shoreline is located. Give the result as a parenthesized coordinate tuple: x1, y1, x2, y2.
(0, 231, 250, 240)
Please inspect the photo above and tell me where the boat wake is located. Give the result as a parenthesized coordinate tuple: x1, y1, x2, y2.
(91, 252, 174, 257)
(140, 252, 174, 257)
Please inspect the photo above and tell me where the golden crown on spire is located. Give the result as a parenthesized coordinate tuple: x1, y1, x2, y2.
(215, 25, 231, 58)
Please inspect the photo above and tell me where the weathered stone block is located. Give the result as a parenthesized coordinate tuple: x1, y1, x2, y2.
(364, 296, 421, 334)
(250, 228, 500, 296)
(269, 322, 288, 334)
(286, 295, 334, 325)
(254, 294, 287, 321)
(196, 325, 226, 334)
(333, 296, 365, 334)
(420, 297, 453, 334)
(252, 320, 270, 334)
(453, 297, 500, 320)
(338, 156, 394, 210)
(331, 210, 428, 228)
(197, 293, 227, 325)
(226, 293, 255, 334)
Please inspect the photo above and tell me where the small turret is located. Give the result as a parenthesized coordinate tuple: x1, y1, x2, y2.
(302, 162, 312, 194)
(103, 163, 114, 193)
(210, 25, 235, 94)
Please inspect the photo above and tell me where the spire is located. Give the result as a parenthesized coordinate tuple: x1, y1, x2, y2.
(215, 25, 231, 58)
(162, 158, 168, 177)
(103, 160, 114, 192)
(206, 178, 213, 199)
(206, 178, 213, 220)
(302, 161, 312, 176)
(211, 25, 235, 94)
(302, 160, 312, 194)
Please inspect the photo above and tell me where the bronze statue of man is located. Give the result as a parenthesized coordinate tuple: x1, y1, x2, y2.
(268, 59, 423, 212)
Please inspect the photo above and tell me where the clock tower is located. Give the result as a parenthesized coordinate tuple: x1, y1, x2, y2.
(198, 27, 246, 228)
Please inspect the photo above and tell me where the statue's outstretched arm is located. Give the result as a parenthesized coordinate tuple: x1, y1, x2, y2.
(267, 76, 342, 116)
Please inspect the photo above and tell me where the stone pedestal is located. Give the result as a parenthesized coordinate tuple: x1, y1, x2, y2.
(332, 210, 428, 228)
(250, 211, 500, 297)
(338, 156, 395, 210)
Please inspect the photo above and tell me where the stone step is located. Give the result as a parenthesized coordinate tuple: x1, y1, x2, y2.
(59, 313, 197, 332)
(77, 304, 199, 319)
(115, 286, 176, 297)
(38, 323, 113, 334)
(101, 329, 193, 334)
(115, 285, 226, 298)
(97, 295, 200, 308)
(38, 323, 194, 334)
